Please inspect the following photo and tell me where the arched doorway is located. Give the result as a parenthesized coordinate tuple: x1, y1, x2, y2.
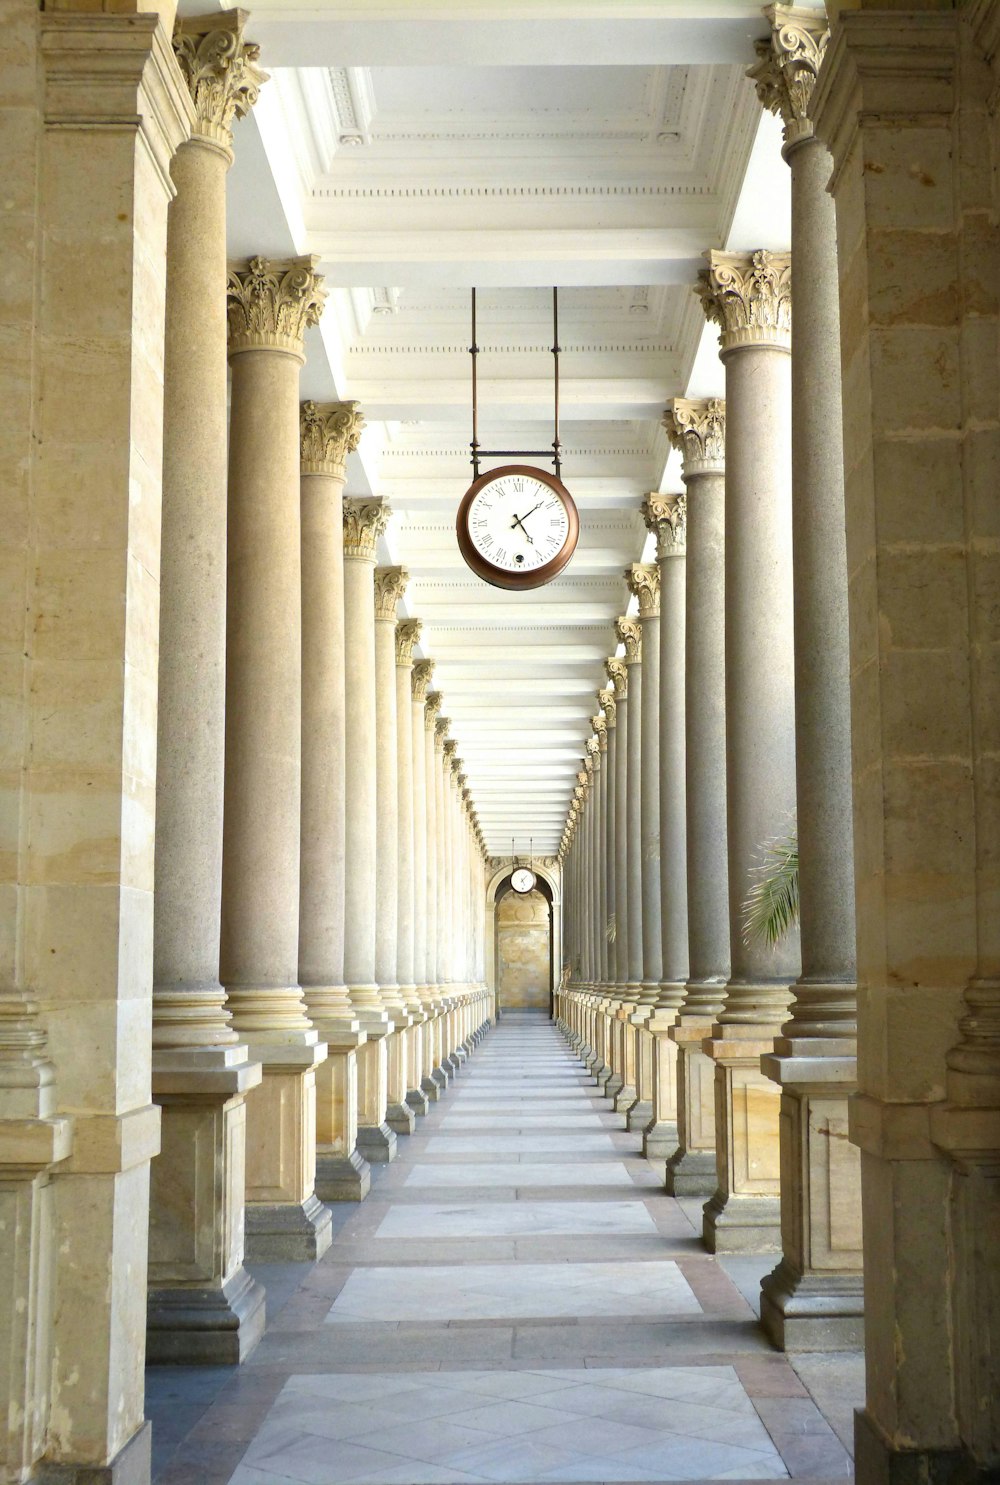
(496, 887, 551, 1011)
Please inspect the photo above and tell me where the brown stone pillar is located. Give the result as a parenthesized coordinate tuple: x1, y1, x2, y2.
(397, 623, 430, 1117)
(298, 401, 370, 1203)
(148, 11, 266, 1364)
(222, 255, 332, 1262)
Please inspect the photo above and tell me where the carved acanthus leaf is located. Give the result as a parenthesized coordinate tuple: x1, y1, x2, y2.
(173, 13, 267, 147)
(425, 690, 443, 726)
(747, 5, 830, 151)
(343, 498, 389, 560)
(605, 657, 628, 700)
(300, 400, 365, 476)
(374, 565, 408, 620)
(642, 493, 687, 559)
(435, 715, 452, 741)
(591, 713, 608, 751)
(598, 687, 617, 728)
(227, 256, 326, 356)
(625, 562, 660, 619)
(412, 658, 434, 700)
(696, 250, 791, 353)
(615, 615, 642, 663)
(443, 738, 458, 760)
(662, 398, 726, 474)
(396, 618, 421, 665)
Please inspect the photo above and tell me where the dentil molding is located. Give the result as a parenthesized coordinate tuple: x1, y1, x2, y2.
(300, 399, 365, 477)
(696, 249, 791, 354)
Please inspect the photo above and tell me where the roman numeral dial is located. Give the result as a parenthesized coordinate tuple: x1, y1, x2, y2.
(456, 464, 580, 592)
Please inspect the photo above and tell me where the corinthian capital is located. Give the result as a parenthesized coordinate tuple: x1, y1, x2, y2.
(300, 400, 365, 478)
(442, 737, 457, 760)
(226, 255, 326, 358)
(173, 11, 267, 151)
(412, 658, 434, 700)
(605, 657, 628, 700)
(625, 562, 660, 619)
(642, 493, 687, 560)
(435, 715, 452, 743)
(598, 687, 617, 728)
(396, 619, 422, 665)
(374, 565, 408, 620)
(615, 616, 642, 663)
(586, 736, 600, 768)
(748, 5, 830, 153)
(696, 249, 791, 354)
(663, 398, 726, 476)
(343, 498, 389, 560)
(425, 690, 443, 727)
(591, 713, 608, 751)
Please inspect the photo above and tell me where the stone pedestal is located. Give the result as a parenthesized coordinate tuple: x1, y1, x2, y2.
(665, 1023, 720, 1195)
(701, 1034, 784, 1254)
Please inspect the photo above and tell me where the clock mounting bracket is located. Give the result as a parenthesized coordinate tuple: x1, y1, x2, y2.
(469, 287, 562, 481)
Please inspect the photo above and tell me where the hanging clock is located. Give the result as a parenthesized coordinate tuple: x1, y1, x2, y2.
(511, 866, 537, 894)
(457, 288, 579, 591)
(457, 464, 579, 592)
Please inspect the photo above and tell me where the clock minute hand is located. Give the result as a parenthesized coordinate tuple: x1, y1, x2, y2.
(510, 512, 534, 545)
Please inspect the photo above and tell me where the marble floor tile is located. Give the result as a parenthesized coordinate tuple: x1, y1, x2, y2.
(326, 1261, 701, 1323)
(405, 1161, 636, 1187)
(423, 1134, 616, 1154)
(374, 1200, 658, 1238)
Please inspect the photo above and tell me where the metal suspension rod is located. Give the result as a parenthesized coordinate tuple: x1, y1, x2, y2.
(470, 287, 480, 479)
(552, 287, 562, 478)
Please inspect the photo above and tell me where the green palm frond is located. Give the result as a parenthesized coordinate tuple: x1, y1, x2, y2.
(741, 830, 799, 950)
(605, 913, 617, 944)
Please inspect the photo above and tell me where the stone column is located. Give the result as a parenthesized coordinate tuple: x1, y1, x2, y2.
(594, 675, 622, 1086)
(750, 4, 862, 1352)
(148, 12, 266, 1363)
(423, 693, 448, 1092)
(611, 617, 643, 1114)
(222, 255, 332, 1261)
(373, 566, 415, 1141)
(814, 11, 1000, 1474)
(661, 405, 730, 1198)
(397, 622, 429, 1118)
(594, 709, 609, 993)
(696, 249, 798, 1253)
(298, 400, 370, 1203)
(0, 16, 185, 1477)
(342, 500, 397, 1162)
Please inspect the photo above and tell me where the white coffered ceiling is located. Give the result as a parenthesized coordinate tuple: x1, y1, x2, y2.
(208, 0, 797, 856)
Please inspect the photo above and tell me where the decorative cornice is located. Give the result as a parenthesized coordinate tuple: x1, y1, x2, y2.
(625, 562, 660, 619)
(663, 398, 726, 476)
(615, 616, 642, 664)
(226, 255, 326, 359)
(374, 565, 408, 621)
(300, 400, 365, 478)
(605, 657, 628, 700)
(599, 687, 617, 728)
(396, 618, 421, 665)
(173, 11, 266, 154)
(412, 658, 434, 701)
(425, 690, 443, 727)
(748, 4, 830, 155)
(696, 249, 791, 354)
(343, 498, 389, 561)
(642, 493, 687, 560)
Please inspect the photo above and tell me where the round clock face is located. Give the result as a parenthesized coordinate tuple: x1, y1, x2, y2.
(511, 868, 536, 894)
(456, 464, 580, 591)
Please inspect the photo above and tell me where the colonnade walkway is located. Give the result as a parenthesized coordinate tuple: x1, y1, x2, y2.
(147, 1012, 860, 1484)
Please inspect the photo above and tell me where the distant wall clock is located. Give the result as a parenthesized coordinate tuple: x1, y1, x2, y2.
(457, 288, 580, 591)
(511, 866, 537, 894)
(457, 464, 579, 591)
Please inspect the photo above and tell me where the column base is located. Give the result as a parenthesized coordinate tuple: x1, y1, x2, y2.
(386, 1101, 417, 1136)
(420, 1074, 444, 1102)
(245, 1192, 333, 1262)
(854, 1407, 988, 1485)
(664, 1147, 718, 1197)
(760, 1257, 865, 1352)
(613, 1083, 637, 1114)
(405, 1087, 431, 1116)
(604, 1072, 624, 1099)
(642, 1118, 678, 1161)
(358, 1121, 398, 1163)
(146, 1264, 266, 1365)
(702, 1189, 781, 1254)
(315, 1147, 371, 1202)
(626, 1098, 653, 1133)
(36, 1422, 152, 1485)
(431, 1064, 452, 1090)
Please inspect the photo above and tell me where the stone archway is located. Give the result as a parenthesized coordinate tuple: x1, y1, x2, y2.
(495, 888, 551, 1010)
(484, 863, 562, 1015)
